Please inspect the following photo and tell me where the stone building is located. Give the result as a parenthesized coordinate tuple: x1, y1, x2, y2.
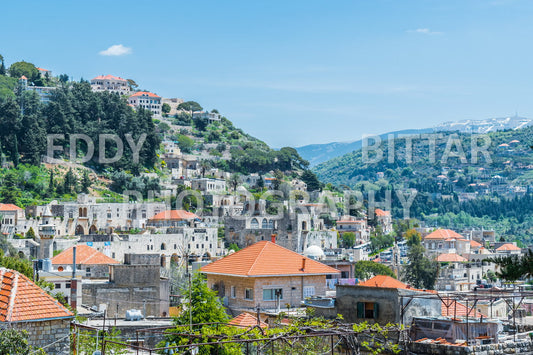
(333, 275, 441, 326)
(128, 91, 162, 117)
(52, 244, 119, 279)
(90, 74, 130, 95)
(201, 240, 339, 312)
(82, 261, 170, 318)
(0, 268, 74, 354)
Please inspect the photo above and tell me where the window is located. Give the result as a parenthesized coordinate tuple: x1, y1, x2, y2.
(303, 286, 315, 298)
(231, 286, 236, 298)
(55, 283, 61, 289)
(65, 283, 71, 289)
(263, 288, 283, 301)
(245, 288, 253, 300)
(357, 302, 378, 319)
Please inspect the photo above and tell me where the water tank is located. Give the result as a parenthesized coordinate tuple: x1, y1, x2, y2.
(126, 309, 143, 321)
(42, 259, 52, 272)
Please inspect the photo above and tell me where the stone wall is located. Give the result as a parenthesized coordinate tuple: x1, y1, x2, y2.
(13, 318, 71, 354)
(408, 340, 533, 355)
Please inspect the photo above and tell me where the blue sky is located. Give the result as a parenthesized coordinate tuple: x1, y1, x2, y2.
(3, 0, 533, 147)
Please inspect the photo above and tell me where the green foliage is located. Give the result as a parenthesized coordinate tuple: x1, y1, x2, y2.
(0, 75, 17, 98)
(340, 232, 356, 248)
(75, 327, 128, 355)
(354, 260, 396, 279)
(0, 329, 32, 354)
(8, 61, 38, 81)
(228, 243, 240, 252)
(162, 102, 171, 114)
(178, 101, 203, 112)
(176, 134, 194, 153)
(489, 249, 533, 282)
(109, 171, 160, 199)
(301, 169, 321, 191)
(402, 229, 438, 289)
(370, 234, 395, 253)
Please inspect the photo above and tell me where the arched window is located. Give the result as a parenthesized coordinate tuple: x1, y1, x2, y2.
(251, 218, 259, 229)
(161, 243, 166, 251)
(262, 219, 268, 229)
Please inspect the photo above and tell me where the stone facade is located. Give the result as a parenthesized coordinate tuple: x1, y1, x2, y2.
(10, 318, 71, 354)
(205, 274, 327, 311)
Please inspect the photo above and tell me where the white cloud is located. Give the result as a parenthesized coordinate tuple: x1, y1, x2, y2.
(99, 44, 132, 56)
(407, 28, 443, 35)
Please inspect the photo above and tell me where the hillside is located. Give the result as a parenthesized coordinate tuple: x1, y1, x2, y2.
(313, 127, 533, 243)
(297, 116, 533, 166)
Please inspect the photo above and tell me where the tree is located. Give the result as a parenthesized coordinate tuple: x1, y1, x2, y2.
(25, 227, 36, 239)
(402, 229, 438, 289)
(162, 102, 171, 115)
(126, 78, 138, 90)
(81, 170, 91, 193)
(228, 173, 240, 191)
(76, 327, 127, 355)
(341, 232, 356, 248)
(0, 329, 32, 354)
(300, 169, 321, 191)
(62, 169, 77, 194)
(58, 74, 69, 83)
(0, 54, 6, 76)
(177, 134, 194, 153)
(353, 260, 396, 280)
(178, 101, 203, 112)
(0, 171, 22, 205)
(8, 61, 39, 81)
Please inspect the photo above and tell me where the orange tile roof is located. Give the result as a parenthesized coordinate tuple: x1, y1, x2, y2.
(20, 75, 27, 80)
(358, 275, 409, 289)
(424, 229, 464, 240)
(92, 74, 127, 82)
(0, 204, 23, 211)
(228, 312, 268, 329)
(201, 241, 339, 277)
(52, 244, 119, 265)
(149, 210, 199, 221)
(441, 298, 482, 318)
(470, 240, 482, 248)
(374, 209, 390, 217)
(0, 268, 73, 322)
(436, 253, 467, 262)
(129, 91, 160, 98)
(496, 243, 521, 251)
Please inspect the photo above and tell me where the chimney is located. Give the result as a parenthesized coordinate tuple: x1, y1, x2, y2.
(301, 258, 306, 271)
(271, 234, 276, 244)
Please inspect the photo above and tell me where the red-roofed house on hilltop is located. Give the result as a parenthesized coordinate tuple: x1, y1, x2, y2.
(128, 91, 162, 117)
(495, 243, 521, 255)
(0, 268, 74, 353)
(201, 240, 340, 311)
(90, 74, 130, 95)
(0, 203, 25, 236)
(373, 209, 393, 234)
(147, 209, 200, 228)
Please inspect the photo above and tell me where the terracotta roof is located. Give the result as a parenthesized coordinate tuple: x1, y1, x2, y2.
(441, 298, 482, 318)
(0, 268, 73, 322)
(358, 275, 409, 289)
(37, 67, 49, 72)
(228, 312, 268, 329)
(496, 243, 521, 251)
(201, 241, 339, 277)
(436, 253, 467, 263)
(424, 229, 464, 240)
(129, 91, 160, 98)
(0, 204, 23, 211)
(374, 209, 390, 217)
(149, 210, 199, 221)
(470, 240, 482, 248)
(52, 244, 119, 265)
(20, 75, 27, 80)
(92, 74, 127, 82)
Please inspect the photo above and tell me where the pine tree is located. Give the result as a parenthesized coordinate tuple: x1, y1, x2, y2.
(11, 138, 19, 167)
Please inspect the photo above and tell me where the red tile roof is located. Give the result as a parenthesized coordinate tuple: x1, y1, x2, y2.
(436, 253, 467, 263)
(92, 74, 127, 82)
(374, 209, 390, 217)
(0, 204, 23, 211)
(0, 268, 73, 322)
(441, 298, 482, 318)
(496, 243, 521, 251)
(358, 275, 408, 289)
(228, 312, 268, 329)
(201, 241, 339, 277)
(470, 240, 482, 248)
(149, 210, 199, 221)
(52, 244, 119, 265)
(129, 91, 160, 98)
(424, 229, 464, 240)
(20, 75, 27, 80)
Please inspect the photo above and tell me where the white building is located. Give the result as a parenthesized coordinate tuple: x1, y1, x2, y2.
(128, 91, 162, 117)
(192, 111, 221, 122)
(90, 74, 130, 95)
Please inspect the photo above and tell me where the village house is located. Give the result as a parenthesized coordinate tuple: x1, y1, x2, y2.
(128, 91, 162, 117)
(336, 215, 370, 245)
(201, 239, 339, 312)
(90, 74, 130, 95)
(192, 110, 221, 122)
(191, 177, 227, 194)
(374, 208, 393, 234)
(52, 244, 120, 279)
(495, 243, 521, 255)
(161, 97, 184, 116)
(0, 203, 25, 236)
(0, 268, 74, 354)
